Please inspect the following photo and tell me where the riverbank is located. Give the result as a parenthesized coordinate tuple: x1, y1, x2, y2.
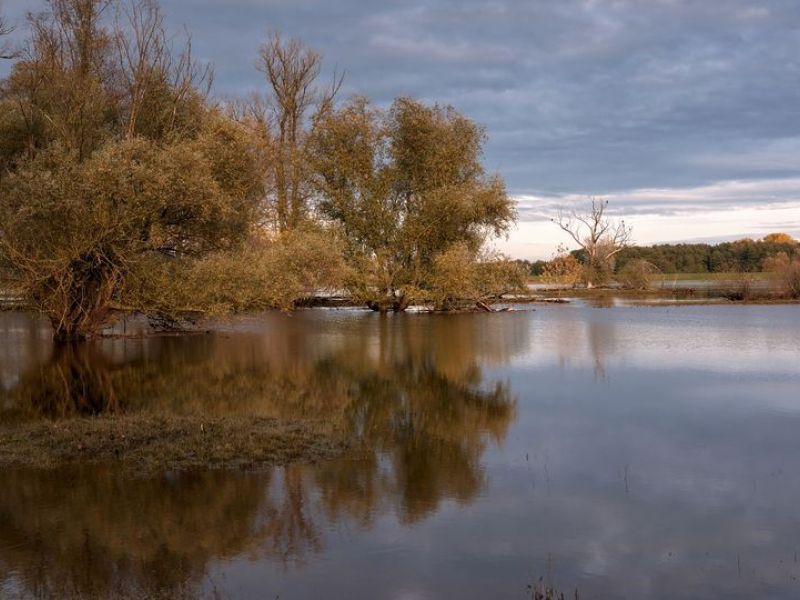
(0, 414, 345, 473)
(534, 287, 800, 302)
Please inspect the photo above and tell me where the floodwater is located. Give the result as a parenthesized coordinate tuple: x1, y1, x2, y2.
(1, 303, 800, 599)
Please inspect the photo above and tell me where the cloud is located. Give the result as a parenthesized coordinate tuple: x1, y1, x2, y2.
(498, 178, 800, 258)
(3, 0, 799, 256)
(515, 177, 800, 220)
(128, 0, 800, 198)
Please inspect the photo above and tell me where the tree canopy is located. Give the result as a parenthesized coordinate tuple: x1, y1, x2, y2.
(310, 96, 520, 311)
(614, 235, 799, 274)
(0, 0, 272, 339)
(0, 0, 521, 338)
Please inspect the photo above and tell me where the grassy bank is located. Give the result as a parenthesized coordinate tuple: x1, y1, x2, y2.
(650, 271, 772, 281)
(0, 414, 344, 472)
(529, 271, 773, 283)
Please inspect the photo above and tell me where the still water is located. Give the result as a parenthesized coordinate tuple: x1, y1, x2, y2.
(1, 303, 800, 599)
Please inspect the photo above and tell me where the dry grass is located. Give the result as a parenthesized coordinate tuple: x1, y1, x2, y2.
(0, 414, 344, 473)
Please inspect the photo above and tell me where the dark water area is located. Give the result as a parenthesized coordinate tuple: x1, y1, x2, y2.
(1, 303, 800, 599)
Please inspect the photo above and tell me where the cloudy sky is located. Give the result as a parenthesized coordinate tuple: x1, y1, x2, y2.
(3, 0, 800, 258)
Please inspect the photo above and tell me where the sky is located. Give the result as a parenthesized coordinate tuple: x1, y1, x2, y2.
(2, 0, 800, 258)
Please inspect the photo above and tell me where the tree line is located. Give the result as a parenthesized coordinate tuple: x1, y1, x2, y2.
(614, 233, 799, 274)
(522, 232, 799, 277)
(0, 0, 524, 340)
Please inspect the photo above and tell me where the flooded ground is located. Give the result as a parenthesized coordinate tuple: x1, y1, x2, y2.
(1, 302, 800, 599)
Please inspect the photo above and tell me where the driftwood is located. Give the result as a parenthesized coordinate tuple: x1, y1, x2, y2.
(475, 301, 512, 313)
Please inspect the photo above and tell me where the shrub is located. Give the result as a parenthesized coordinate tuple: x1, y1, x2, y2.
(540, 247, 583, 287)
(779, 259, 800, 299)
(763, 252, 791, 273)
(617, 259, 660, 290)
(428, 244, 526, 311)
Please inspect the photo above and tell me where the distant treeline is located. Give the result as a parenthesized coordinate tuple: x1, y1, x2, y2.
(522, 234, 800, 275)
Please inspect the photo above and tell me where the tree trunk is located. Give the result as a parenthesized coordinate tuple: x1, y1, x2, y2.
(476, 301, 493, 312)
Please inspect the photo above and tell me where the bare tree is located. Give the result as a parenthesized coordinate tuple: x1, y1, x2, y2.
(114, 0, 212, 139)
(114, 0, 167, 138)
(552, 198, 632, 288)
(255, 32, 342, 231)
(1, 3, 15, 60)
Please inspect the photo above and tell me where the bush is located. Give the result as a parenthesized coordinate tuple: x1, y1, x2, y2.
(428, 244, 526, 310)
(763, 252, 791, 272)
(0, 127, 263, 340)
(779, 259, 800, 299)
(540, 248, 582, 287)
(122, 228, 346, 318)
(617, 260, 660, 290)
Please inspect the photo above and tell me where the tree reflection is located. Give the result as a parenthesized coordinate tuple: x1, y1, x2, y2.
(0, 312, 527, 598)
(0, 467, 272, 598)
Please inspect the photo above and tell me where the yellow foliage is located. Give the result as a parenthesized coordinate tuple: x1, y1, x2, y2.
(540, 247, 583, 287)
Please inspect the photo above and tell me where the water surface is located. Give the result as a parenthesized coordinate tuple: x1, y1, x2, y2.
(1, 303, 799, 599)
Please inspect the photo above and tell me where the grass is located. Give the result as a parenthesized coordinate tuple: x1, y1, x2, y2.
(0, 414, 344, 473)
(650, 271, 772, 281)
(530, 271, 772, 283)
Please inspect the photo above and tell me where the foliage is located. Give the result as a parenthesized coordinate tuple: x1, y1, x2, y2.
(763, 233, 796, 244)
(123, 228, 345, 316)
(615, 234, 798, 274)
(529, 259, 548, 276)
(0, 115, 263, 340)
(428, 244, 526, 310)
(616, 259, 660, 289)
(0, 0, 265, 339)
(514, 258, 548, 276)
(309, 96, 516, 311)
(778, 258, 800, 299)
(762, 251, 791, 272)
(540, 246, 583, 287)
(1, 0, 522, 336)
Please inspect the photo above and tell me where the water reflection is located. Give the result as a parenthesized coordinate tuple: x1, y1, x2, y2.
(2, 306, 800, 599)
(0, 311, 527, 598)
(3, 312, 526, 422)
(0, 468, 271, 597)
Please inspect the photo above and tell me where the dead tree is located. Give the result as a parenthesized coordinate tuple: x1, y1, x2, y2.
(552, 198, 632, 288)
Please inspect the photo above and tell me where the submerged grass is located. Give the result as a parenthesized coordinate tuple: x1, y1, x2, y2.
(0, 414, 344, 473)
(1, 586, 231, 600)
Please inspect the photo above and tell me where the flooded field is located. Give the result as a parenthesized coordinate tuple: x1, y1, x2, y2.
(1, 302, 800, 599)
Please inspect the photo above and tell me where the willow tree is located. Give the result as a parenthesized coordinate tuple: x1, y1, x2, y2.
(1, 117, 263, 340)
(0, 0, 264, 340)
(310, 96, 520, 312)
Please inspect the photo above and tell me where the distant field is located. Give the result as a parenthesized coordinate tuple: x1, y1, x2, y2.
(529, 272, 772, 283)
(650, 272, 772, 281)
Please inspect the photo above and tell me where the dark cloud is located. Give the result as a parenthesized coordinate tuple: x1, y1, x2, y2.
(3, 0, 800, 200)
